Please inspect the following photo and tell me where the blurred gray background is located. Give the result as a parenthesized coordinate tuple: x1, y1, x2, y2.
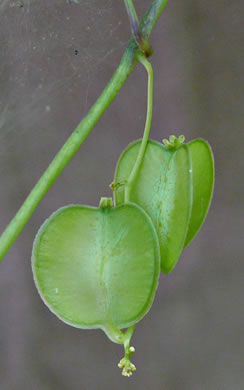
(0, 0, 243, 389)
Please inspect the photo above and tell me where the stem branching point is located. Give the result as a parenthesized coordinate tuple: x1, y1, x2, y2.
(124, 0, 153, 57)
(0, 0, 168, 262)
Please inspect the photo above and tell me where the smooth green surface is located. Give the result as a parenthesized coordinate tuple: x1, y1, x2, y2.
(32, 203, 160, 333)
(184, 139, 215, 247)
(114, 139, 192, 273)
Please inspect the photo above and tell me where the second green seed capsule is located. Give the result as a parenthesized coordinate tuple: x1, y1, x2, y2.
(113, 136, 214, 274)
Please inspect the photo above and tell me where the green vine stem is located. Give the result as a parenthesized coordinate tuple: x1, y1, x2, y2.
(124, 0, 140, 36)
(124, 0, 153, 57)
(124, 53, 153, 203)
(0, 0, 168, 262)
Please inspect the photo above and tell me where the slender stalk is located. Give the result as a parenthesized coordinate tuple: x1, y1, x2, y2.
(124, 0, 153, 57)
(125, 53, 154, 202)
(0, 0, 168, 262)
(141, 0, 169, 39)
(104, 323, 136, 377)
(124, 0, 140, 32)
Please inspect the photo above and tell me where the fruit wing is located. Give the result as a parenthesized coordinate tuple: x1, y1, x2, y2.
(32, 203, 160, 330)
(114, 140, 192, 273)
(184, 139, 214, 247)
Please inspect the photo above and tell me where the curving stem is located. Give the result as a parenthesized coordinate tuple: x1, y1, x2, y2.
(104, 323, 136, 377)
(0, 0, 168, 263)
(124, 53, 154, 203)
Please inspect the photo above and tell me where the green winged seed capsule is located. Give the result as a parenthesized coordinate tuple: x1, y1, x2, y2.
(32, 200, 160, 374)
(114, 137, 192, 274)
(113, 136, 214, 274)
(184, 139, 214, 247)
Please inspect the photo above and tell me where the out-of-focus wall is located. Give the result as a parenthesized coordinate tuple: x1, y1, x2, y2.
(0, 1, 243, 389)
